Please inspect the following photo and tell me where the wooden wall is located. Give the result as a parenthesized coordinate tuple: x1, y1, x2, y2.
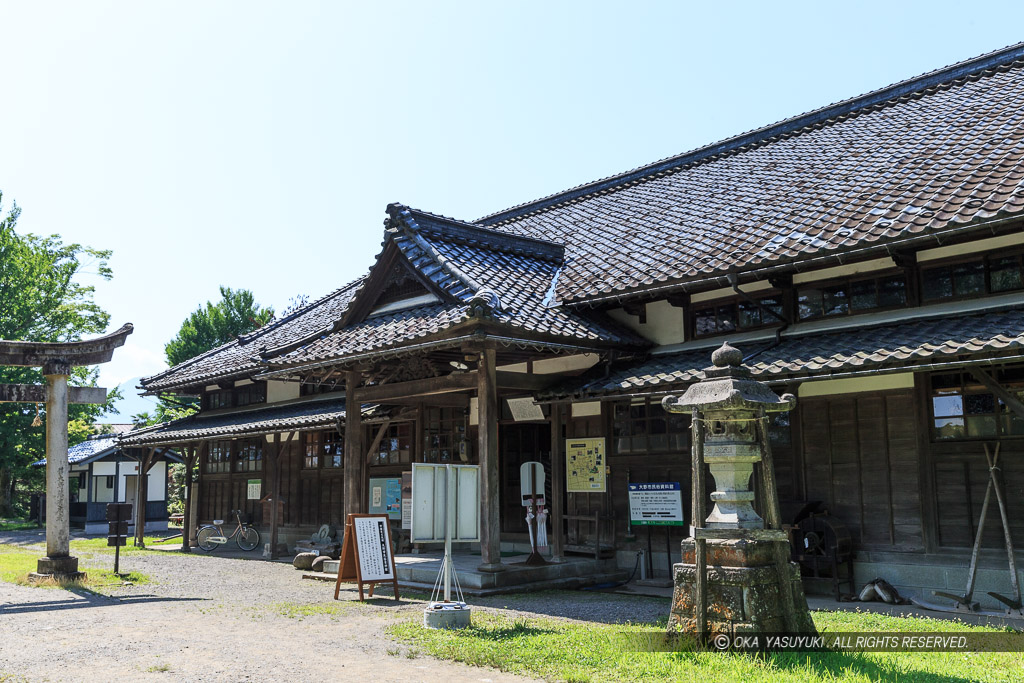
(798, 390, 925, 552)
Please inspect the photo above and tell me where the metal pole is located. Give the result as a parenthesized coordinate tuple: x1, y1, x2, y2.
(445, 464, 454, 602)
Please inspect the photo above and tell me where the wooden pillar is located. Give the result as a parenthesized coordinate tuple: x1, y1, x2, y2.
(180, 445, 194, 553)
(550, 403, 565, 563)
(135, 448, 156, 547)
(344, 370, 363, 518)
(190, 442, 205, 548)
(477, 347, 503, 572)
(269, 432, 291, 560)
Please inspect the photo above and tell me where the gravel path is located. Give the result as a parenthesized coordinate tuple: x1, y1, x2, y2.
(0, 530, 669, 682)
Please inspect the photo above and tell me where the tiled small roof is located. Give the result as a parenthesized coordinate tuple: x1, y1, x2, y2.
(262, 206, 646, 370)
(477, 43, 1024, 304)
(140, 278, 365, 393)
(553, 306, 1024, 398)
(118, 399, 355, 447)
(34, 433, 179, 467)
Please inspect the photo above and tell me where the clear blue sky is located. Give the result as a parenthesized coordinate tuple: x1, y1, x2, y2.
(1, 1, 1021, 418)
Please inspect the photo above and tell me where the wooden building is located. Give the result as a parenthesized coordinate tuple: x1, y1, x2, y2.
(36, 433, 180, 534)
(122, 44, 1024, 600)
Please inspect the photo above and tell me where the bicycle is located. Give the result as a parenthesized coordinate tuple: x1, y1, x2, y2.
(196, 509, 261, 551)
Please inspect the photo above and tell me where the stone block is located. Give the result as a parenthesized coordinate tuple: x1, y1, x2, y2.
(36, 555, 79, 575)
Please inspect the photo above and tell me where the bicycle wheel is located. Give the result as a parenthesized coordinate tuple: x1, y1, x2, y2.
(196, 526, 219, 552)
(236, 526, 261, 551)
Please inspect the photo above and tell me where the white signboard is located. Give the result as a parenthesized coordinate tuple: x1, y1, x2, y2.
(628, 482, 685, 526)
(352, 516, 395, 581)
(246, 479, 262, 500)
(520, 461, 546, 506)
(411, 463, 480, 543)
(507, 397, 545, 422)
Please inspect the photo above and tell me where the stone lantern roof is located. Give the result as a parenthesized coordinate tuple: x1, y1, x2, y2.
(661, 342, 796, 414)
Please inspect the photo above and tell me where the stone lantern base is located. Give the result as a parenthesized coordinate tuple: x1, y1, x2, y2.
(29, 555, 85, 583)
(668, 538, 816, 635)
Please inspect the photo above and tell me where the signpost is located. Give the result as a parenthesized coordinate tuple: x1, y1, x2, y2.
(333, 513, 400, 601)
(106, 502, 132, 575)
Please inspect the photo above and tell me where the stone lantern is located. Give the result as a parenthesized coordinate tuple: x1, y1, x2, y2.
(662, 342, 816, 638)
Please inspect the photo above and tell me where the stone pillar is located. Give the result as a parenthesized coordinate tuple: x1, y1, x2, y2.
(36, 359, 80, 577)
(344, 370, 363, 518)
(476, 347, 503, 572)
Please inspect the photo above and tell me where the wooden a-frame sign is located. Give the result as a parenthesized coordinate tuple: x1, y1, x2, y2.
(333, 513, 400, 602)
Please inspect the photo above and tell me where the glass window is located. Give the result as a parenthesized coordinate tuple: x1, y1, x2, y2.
(236, 440, 262, 472)
(303, 432, 321, 468)
(375, 423, 412, 466)
(694, 295, 780, 337)
(206, 441, 231, 473)
(323, 431, 344, 468)
(990, 255, 1024, 293)
(422, 408, 469, 463)
(922, 253, 1023, 302)
(931, 371, 1024, 440)
(613, 399, 690, 454)
(799, 274, 906, 320)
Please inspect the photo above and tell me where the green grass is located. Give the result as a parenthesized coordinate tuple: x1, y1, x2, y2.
(0, 543, 149, 591)
(70, 536, 175, 554)
(0, 518, 39, 531)
(388, 610, 1024, 683)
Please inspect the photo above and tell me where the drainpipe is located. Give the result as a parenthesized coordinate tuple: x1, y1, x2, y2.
(726, 273, 791, 363)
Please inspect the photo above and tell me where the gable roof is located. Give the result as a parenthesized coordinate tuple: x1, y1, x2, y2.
(140, 277, 365, 393)
(476, 43, 1024, 305)
(258, 205, 645, 373)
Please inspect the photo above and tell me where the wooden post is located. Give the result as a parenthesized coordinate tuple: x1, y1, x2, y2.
(269, 433, 292, 560)
(759, 411, 798, 631)
(692, 408, 707, 641)
(550, 403, 565, 563)
(180, 445, 194, 553)
(134, 448, 156, 547)
(344, 370, 363, 518)
(477, 347, 503, 572)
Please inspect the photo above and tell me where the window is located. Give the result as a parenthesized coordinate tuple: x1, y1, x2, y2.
(206, 441, 231, 473)
(422, 407, 470, 463)
(374, 422, 413, 466)
(931, 370, 1024, 440)
(206, 390, 232, 410)
(322, 431, 344, 467)
(236, 440, 262, 472)
(300, 378, 345, 396)
(612, 399, 689, 455)
(235, 382, 266, 407)
(692, 295, 783, 338)
(921, 252, 1024, 302)
(303, 432, 321, 468)
(798, 274, 906, 320)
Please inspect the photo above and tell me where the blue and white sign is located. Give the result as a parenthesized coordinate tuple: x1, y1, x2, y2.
(628, 482, 685, 526)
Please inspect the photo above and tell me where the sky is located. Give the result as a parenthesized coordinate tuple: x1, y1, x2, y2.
(2, 1, 1022, 419)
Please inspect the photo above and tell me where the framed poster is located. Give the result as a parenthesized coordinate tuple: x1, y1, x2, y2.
(565, 437, 606, 492)
(628, 482, 685, 526)
(368, 477, 402, 520)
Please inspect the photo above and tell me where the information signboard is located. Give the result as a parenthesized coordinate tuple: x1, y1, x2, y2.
(411, 463, 480, 543)
(565, 437, 606, 492)
(333, 513, 400, 602)
(401, 471, 412, 530)
(246, 479, 262, 500)
(628, 482, 685, 526)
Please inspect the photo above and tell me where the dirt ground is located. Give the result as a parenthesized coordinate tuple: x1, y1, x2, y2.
(0, 531, 543, 683)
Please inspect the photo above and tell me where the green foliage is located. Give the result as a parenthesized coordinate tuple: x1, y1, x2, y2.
(163, 286, 273, 367)
(0, 192, 118, 515)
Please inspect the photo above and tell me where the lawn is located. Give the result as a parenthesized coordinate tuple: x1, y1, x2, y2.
(0, 518, 39, 532)
(70, 535, 179, 554)
(389, 609, 1023, 683)
(0, 543, 149, 590)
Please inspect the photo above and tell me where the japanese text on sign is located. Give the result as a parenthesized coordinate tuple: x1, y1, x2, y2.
(628, 482, 685, 526)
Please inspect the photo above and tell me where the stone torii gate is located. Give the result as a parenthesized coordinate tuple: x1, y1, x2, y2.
(0, 324, 133, 579)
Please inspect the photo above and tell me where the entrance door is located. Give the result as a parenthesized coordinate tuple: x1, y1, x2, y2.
(124, 475, 138, 521)
(500, 424, 550, 534)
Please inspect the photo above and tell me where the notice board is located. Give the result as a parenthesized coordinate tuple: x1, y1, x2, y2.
(369, 477, 402, 520)
(628, 482, 685, 526)
(333, 513, 400, 601)
(565, 437, 606, 492)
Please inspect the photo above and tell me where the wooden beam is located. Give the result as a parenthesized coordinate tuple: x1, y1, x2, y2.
(344, 371, 364, 517)
(495, 371, 558, 392)
(356, 373, 477, 402)
(970, 368, 1024, 420)
(0, 384, 107, 404)
(364, 419, 392, 464)
(550, 403, 565, 563)
(476, 348, 503, 572)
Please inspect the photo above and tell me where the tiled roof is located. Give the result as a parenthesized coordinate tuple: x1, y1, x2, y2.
(262, 206, 646, 370)
(118, 398, 354, 447)
(477, 43, 1024, 304)
(140, 278, 365, 393)
(33, 433, 179, 466)
(553, 306, 1024, 398)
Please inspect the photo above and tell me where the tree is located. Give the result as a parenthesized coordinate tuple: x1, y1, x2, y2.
(0, 192, 118, 516)
(164, 286, 274, 367)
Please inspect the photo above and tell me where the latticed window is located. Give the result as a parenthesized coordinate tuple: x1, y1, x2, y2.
(235, 382, 266, 407)
(612, 399, 689, 455)
(921, 252, 1024, 302)
(236, 440, 262, 472)
(303, 432, 321, 468)
(797, 273, 906, 320)
(422, 407, 470, 463)
(931, 370, 1024, 440)
(206, 441, 231, 473)
(693, 295, 783, 338)
(375, 422, 413, 466)
(323, 430, 344, 467)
